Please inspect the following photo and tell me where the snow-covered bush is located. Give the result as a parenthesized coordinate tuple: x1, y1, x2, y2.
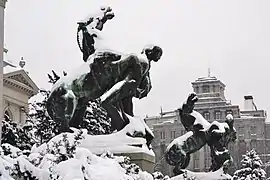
(80, 99, 111, 135)
(28, 88, 111, 146)
(1, 116, 34, 151)
(0, 129, 172, 180)
(28, 89, 60, 145)
(233, 149, 266, 180)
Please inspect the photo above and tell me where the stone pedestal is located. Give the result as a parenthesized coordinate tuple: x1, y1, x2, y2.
(79, 115, 156, 173)
(116, 152, 155, 173)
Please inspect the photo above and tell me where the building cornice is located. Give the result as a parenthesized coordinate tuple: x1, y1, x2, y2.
(4, 69, 39, 94)
(0, 0, 7, 8)
(3, 78, 35, 96)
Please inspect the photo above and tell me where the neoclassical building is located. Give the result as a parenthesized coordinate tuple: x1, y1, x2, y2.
(3, 49, 39, 124)
(146, 75, 270, 176)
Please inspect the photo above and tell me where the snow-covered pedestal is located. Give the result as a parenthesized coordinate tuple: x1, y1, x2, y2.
(79, 115, 156, 173)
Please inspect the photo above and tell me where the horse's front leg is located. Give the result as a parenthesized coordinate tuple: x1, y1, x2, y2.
(165, 131, 207, 170)
(47, 87, 77, 133)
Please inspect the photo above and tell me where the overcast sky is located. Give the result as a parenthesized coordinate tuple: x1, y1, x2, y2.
(4, 0, 270, 119)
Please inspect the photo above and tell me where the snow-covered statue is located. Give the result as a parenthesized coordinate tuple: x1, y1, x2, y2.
(76, 6, 115, 62)
(165, 93, 236, 176)
(46, 6, 162, 148)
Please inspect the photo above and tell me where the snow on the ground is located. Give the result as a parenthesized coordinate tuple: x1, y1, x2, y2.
(0, 129, 157, 180)
(0, 118, 237, 180)
(53, 148, 131, 180)
(31, 112, 154, 156)
(171, 168, 232, 180)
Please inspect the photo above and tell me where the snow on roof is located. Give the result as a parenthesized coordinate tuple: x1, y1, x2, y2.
(195, 76, 218, 81)
(4, 59, 16, 67)
(3, 65, 21, 74)
(3, 59, 21, 74)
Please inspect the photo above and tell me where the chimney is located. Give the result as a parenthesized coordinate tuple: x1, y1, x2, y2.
(244, 96, 256, 111)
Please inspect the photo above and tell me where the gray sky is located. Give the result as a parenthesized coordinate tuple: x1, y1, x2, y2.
(4, 0, 270, 118)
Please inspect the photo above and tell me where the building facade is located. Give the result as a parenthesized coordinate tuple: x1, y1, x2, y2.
(146, 76, 270, 176)
(3, 49, 39, 124)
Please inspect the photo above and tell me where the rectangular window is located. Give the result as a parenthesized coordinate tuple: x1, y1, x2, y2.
(215, 111, 221, 120)
(196, 87, 199, 93)
(202, 85, 210, 93)
(212, 85, 215, 92)
(170, 131, 176, 139)
(194, 152, 200, 169)
(194, 159, 200, 169)
(204, 112, 210, 120)
(238, 127, 245, 136)
(251, 126, 257, 136)
(226, 110, 233, 116)
(160, 131, 165, 139)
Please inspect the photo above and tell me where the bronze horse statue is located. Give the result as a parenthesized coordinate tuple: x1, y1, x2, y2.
(46, 7, 163, 148)
(165, 93, 236, 175)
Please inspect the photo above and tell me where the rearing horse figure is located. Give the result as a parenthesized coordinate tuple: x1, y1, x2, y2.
(46, 7, 163, 149)
(165, 93, 236, 175)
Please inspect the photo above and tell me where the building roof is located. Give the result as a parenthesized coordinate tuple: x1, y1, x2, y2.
(3, 60, 39, 97)
(195, 76, 218, 82)
(191, 76, 226, 87)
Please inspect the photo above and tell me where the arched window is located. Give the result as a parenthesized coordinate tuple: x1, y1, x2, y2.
(4, 109, 13, 121)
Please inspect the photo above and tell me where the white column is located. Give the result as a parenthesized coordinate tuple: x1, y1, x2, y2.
(0, 0, 7, 143)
